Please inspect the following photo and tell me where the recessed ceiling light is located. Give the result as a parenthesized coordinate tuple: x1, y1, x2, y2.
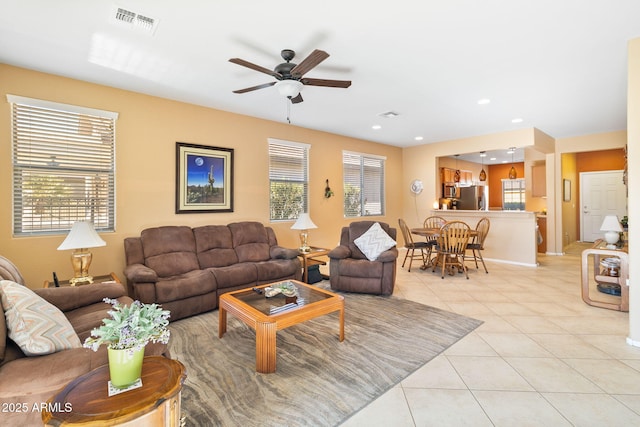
(414, 136, 423, 141)
(511, 118, 523, 123)
(477, 98, 491, 105)
(479, 152, 487, 157)
(490, 157, 497, 161)
(372, 125, 382, 130)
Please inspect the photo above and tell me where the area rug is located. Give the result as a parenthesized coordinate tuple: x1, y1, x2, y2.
(168, 287, 482, 426)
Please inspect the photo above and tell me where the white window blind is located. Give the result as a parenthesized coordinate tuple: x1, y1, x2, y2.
(268, 139, 309, 221)
(502, 178, 526, 211)
(9, 95, 117, 235)
(343, 151, 385, 217)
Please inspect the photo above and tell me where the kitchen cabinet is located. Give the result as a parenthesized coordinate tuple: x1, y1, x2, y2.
(531, 164, 546, 197)
(537, 216, 547, 253)
(441, 167, 472, 185)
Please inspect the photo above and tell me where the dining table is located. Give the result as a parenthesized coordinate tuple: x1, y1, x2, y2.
(410, 226, 478, 271)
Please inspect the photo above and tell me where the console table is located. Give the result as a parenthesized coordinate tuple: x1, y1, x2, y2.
(581, 239, 629, 311)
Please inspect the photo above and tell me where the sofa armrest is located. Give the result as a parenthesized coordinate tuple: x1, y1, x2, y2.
(328, 245, 351, 260)
(376, 247, 398, 263)
(270, 245, 299, 260)
(33, 282, 128, 313)
(124, 263, 158, 283)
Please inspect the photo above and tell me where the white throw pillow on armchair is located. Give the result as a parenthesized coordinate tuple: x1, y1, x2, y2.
(354, 222, 396, 261)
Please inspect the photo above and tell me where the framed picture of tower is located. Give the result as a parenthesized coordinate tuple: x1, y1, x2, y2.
(176, 142, 234, 213)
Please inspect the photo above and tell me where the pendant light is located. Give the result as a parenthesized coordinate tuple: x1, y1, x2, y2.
(508, 147, 517, 179)
(479, 151, 487, 182)
(454, 154, 461, 183)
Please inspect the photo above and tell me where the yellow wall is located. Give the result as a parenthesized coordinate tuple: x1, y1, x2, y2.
(0, 64, 403, 288)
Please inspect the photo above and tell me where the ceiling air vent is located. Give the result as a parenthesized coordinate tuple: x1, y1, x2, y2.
(378, 111, 399, 119)
(111, 6, 159, 34)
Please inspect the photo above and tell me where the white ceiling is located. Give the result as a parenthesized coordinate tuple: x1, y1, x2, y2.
(1, 1, 639, 148)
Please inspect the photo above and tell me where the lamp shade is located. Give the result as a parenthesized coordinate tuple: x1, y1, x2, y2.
(57, 221, 106, 250)
(291, 213, 317, 230)
(275, 80, 303, 98)
(600, 215, 623, 232)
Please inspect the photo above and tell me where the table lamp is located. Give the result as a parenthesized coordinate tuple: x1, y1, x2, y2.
(57, 221, 106, 285)
(291, 213, 317, 253)
(600, 215, 623, 249)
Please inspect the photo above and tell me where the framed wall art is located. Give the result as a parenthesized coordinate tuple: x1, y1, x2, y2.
(563, 179, 571, 202)
(176, 142, 234, 213)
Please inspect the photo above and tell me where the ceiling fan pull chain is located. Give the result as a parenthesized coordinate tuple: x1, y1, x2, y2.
(286, 98, 292, 124)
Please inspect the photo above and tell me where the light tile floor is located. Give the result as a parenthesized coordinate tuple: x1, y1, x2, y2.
(341, 247, 640, 426)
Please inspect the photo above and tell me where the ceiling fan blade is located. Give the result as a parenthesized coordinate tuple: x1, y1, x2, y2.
(229, 58, 281, 79)
(301, 78, 352, 88)
(290, 93, 304, 104)
(290, 49, 329, 78)
(232, 82, 276, 94)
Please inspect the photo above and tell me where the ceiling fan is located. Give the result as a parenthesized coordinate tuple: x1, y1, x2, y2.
(229, 49, 351, 104)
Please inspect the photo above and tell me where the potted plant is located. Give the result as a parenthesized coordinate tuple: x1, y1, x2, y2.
(83, 298, 171, 388)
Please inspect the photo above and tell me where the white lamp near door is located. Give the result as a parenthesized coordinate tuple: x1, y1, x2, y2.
(600, 215, 623, 249)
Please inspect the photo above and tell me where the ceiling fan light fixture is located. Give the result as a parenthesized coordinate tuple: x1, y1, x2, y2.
(275, 80, 303, 98)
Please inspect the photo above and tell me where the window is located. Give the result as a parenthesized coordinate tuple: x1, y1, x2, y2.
(502, 178, 526, 210)
(9, 95, 118, 235)
(343, 151, 385, 217)
(268, 138, 309, 221)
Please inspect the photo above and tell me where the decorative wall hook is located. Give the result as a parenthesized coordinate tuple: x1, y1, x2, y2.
(324, 179, 334, 198)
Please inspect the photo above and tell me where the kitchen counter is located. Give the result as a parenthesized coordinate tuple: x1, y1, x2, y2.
(430, 210, 538, 266)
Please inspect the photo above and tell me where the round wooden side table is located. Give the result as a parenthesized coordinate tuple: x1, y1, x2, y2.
(42, 356, 186, 426)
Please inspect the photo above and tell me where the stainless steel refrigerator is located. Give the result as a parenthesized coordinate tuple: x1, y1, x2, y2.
(457, 185, 488, 210)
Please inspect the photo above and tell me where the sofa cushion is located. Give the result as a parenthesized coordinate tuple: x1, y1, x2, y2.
(229, 222, 271, 262)
(354, 222, 397, 261)
(193, 225, 239, 268)
(255, 259, 301, 283)
(154, 270, 216, 304)
(209, 263, 258, 289)
(141, 226, 199, 277)
(0, 280, 81, 356)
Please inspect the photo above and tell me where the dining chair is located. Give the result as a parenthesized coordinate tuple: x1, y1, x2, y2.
(465, 217, 490, 273)
(422, 216, 447, 260)
(398, 219, 430, 272)
(432, 220, 471, 279)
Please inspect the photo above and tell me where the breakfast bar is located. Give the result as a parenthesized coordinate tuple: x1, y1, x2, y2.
(429, 210, 538, 266)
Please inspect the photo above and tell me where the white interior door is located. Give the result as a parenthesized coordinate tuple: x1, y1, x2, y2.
(580, 170, 627, 242)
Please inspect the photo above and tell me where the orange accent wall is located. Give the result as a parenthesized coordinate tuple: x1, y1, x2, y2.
(576, 148, 625, 171)
(487, 162, 525, 209)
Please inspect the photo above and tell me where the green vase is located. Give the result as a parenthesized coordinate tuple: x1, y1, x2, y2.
(107, 347, 144, 388)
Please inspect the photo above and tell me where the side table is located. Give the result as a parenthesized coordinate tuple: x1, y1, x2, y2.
(298, 247, 330, 283)
(42, 356, 186, 426)
(44, 272, 121, 288)
(581, 239, 629, 311)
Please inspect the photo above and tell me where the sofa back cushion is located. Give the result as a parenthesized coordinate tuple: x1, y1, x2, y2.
(228, 222, 271, 262)
(193, 225, 239, 268)
(140, 226, 199, 277)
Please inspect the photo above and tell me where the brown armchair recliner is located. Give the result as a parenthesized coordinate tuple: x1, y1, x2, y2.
(328, 221, 398, 295)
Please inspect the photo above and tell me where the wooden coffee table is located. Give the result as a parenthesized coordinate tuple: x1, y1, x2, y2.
(219, 280, 344, 373)
(42, 356, 186, 426)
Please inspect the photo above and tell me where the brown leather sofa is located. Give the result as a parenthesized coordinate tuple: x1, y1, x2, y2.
(328, 221, 398, 295)
(0, 255, 169, 426)
(124, 221, 302, 321)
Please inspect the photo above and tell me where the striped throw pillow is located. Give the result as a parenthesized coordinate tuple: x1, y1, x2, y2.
(0, 280, 81, 356)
